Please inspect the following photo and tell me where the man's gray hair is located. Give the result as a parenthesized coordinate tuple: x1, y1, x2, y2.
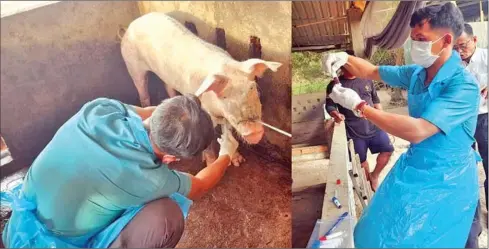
(149, 94, 215, 158)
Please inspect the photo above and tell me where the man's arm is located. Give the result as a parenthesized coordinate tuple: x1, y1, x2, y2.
(359, 79, 479, 144)
(343, 56, 382, 81)
(324, 52, 415, 89)
(185, 131, 238, 200)
(325, 97, 344, 123)
(361, 106, 438, 143)
(185, 155, 231, 200)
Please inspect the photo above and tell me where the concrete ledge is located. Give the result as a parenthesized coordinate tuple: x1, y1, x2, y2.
(321, 123, 356, 247)
(1, 1, 60, 18)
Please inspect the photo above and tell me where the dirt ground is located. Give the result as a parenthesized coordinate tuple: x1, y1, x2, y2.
(361, 90, 488, 248)
(157, 147, 292, 248)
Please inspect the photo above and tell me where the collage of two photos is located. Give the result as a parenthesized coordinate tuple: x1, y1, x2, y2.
(0, 0, 488, 248)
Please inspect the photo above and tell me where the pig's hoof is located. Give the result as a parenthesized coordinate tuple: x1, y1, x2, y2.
(231, 152, 245, 167)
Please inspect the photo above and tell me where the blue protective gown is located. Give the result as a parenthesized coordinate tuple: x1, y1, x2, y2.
(354, 52, 481, 247)
(1, 98, 193, 248)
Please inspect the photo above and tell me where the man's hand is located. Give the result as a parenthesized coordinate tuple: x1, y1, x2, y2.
(330, 111, 345, 123)
(217, 131, 239, 162)
(322, 52, 349, 78)
(329, 84, 364, 111)
(481, 88, 488, 100)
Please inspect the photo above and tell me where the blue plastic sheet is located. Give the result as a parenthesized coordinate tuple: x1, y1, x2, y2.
(354, 147, 480, 247)
(1, 183, 192, 248)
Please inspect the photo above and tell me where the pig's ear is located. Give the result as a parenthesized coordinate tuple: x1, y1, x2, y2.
(195, 74, 230, 97)
(239, 59, 282, 78)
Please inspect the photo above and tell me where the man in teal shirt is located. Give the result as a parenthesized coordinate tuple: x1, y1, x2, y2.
(323, 3, 480, 247)
(2, 93, 237, 248)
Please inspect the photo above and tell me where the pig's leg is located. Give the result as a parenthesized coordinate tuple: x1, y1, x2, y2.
(126, 66, 150, 107)
(124, 65, 150, 107)
(202, 124, 220, 167)
(134, 73, 151, 107)
(121, 38, 151, 107)
(222, 124, 246, 167)
(203, 139, 218, 167)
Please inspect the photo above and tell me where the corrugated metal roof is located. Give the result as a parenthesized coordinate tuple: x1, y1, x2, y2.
(292, 1, 352, 50)
(428, 0, 488, 21)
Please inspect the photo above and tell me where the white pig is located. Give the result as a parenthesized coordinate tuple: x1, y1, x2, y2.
(120, 12, 282, 166)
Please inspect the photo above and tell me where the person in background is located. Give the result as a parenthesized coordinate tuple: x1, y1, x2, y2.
(325, 50, 393, 191)
(455, 22, 487, 209)
(323, 3, 480, 247)
(454, 22, 488, 248)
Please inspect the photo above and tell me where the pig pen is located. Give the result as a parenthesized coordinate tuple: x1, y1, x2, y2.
(291, 92, 357, 248)
(0, 1, 291, 248)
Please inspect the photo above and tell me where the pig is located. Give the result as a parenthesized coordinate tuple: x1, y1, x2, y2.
(120, 12, 282, 166)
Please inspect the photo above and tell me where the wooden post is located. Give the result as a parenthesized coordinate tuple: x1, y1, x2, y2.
(216, 28, 227, 50)
(347, 7, 365, 58)
(249, 36, 264, 102)
(246, 35, 291, 168)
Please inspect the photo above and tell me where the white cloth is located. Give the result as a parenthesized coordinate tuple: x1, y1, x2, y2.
(464, 47, 488, 114)
(329, 84, 363, 112)
(218, 131, 238, 159)
(322, 52, 348, 78)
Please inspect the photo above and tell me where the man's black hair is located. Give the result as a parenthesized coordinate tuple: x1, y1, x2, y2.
(345, 49, 355, 56)
(326, 80, 336, 95)
(409, 2, 464, 39)
(464, 23, 474, 36)
(149, 94, 214, 158)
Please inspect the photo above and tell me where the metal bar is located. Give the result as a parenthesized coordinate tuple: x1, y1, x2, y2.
(294, 34, 350, 38)
(260, 121, 292, 137)
(457, 0, 480, 8)
(349, 170, 367, 208)
(292, 44, 350, 52)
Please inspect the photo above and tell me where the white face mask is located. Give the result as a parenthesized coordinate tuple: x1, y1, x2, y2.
(410, 35, 446, 68)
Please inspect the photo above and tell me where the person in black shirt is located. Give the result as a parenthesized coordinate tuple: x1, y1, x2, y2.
(325, 50, 394, 191)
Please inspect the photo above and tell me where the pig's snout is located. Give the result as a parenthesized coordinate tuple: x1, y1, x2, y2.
(240, 122, 264, 144)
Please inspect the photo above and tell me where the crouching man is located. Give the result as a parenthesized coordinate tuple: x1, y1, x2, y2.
(2, 94, 236, 248)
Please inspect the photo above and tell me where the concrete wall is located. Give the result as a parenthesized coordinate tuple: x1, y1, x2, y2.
(137, 1, 292, 156)
(0, 1, 140, 175)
